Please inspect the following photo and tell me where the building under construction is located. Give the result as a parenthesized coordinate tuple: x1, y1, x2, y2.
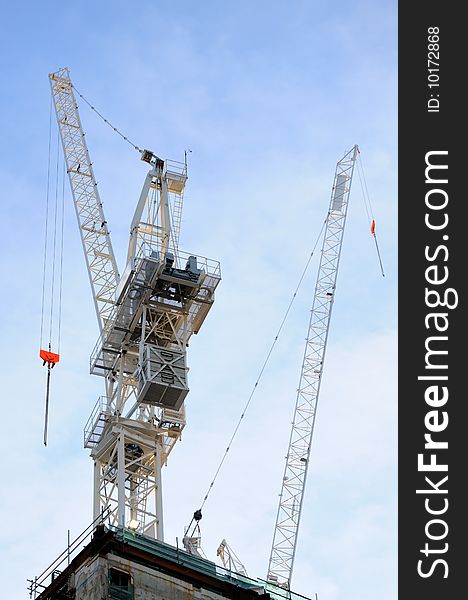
(32, 67, 361, 600)
(29, 524, 311, 600)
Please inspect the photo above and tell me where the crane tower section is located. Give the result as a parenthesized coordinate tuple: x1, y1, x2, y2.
(49, 68, 221, 540)
(267, 145, 358, 588)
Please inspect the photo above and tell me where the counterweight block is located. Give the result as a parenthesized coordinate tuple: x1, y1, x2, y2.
(137, 345, 188, 410)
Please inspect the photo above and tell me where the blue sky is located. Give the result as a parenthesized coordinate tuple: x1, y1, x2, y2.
(0, 2, 396, 598)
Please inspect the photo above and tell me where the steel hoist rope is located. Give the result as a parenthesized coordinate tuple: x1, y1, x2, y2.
(184, 214, 329, 540)
(40, 97, 53, 349)
(39, 106, 66, 445)
(356, 153, 385, 277)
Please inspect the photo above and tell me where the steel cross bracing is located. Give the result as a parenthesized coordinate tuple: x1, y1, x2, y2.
(49, 68, 221, 541)
(217, 539, 248, 576)
(49, 68, 119, 331)
(267, 145, 359, 588)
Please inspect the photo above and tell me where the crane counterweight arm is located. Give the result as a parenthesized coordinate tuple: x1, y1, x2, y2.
(49, 68, 119, 331)
(267, 145, 359, 589)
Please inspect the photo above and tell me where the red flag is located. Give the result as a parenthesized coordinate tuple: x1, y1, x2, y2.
(371, 219, 375, 235)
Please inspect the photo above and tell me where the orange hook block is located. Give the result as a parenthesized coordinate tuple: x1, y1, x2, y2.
(40, 349, 60, 368)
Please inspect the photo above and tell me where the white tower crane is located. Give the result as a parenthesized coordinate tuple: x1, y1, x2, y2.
(267, 145, 359, 588)
(49, 67, 221, 539)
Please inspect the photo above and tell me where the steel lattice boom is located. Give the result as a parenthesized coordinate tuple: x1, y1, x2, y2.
(49, 68, 120, 331)
(267, 145, 359, 588)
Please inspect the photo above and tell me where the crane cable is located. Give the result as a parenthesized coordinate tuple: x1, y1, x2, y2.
(57, 156, 66, 353)
(71, 83, 142, 154)
(39, 102, 66, 446)
(356, 154, 385, 277)
(48, 128, 60, 343)
(39, 97, 53, 350)
(184, 214, 329, 540)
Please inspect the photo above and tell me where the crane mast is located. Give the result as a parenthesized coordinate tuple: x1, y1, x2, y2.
(49, 68, 221, 540)
(267, 145, 359, 588)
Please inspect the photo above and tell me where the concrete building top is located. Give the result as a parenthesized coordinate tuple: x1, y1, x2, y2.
(33, 527, 311, 600)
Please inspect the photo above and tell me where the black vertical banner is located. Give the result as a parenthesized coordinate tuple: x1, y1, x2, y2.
(399, 5, 467, 599)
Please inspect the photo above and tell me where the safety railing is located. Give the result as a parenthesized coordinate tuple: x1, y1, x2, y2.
(27, 509, 111, 598)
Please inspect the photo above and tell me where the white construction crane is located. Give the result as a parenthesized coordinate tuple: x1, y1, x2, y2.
(217, 539, 248, 576)
(49, 67, 221, 539)
(267, 146, 359, 588)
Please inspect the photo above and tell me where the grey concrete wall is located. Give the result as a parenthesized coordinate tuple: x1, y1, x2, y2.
(71, 553, 227, 600)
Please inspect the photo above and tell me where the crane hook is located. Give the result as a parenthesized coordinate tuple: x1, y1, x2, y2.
(40, 347, 60, 446)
